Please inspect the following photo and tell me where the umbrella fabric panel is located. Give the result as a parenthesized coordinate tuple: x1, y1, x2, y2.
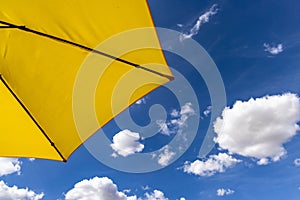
(0, 0, 160, 49)
(0, 0, 172, 160)
(0, 76, 61, 160)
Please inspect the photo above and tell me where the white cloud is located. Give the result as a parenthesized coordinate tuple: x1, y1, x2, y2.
(65, 177, 174, 200)
(263, 43, 283, 55)
(170, 109, 180, 118)
(141, 185, 151, 191)
(203, 105, 212, 117)
(156, 120, 171, 136)
(0, 181, 43, 200)
(180, 103, 196, 119)
(157, 102, 195, 136)
(157, 146, 176, 167)
(65, 177, 137, 200)
(111, 129, 144, 157)
(216, 188, 235, 196)
(179, 198, 186, 200)
(144, 190, 168, 200)
(214, 93, 300, 164)
(294, 158, 300, 166)
(181, 4, 218, 40)
(0, 158, 21, 176)
(183, 153, 241, 177)
(257, 158, 269, 165)
(135, 98, 146, 105)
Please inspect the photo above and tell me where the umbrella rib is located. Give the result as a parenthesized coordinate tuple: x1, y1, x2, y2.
(0, 20, 174, 81)
(0, 26, 16, 28)
(0, 75, 67, 162)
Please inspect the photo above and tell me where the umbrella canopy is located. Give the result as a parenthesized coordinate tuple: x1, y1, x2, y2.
(0, 0, 173, 161)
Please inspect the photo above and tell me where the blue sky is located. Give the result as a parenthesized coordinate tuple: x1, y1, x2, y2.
(1, 0, 300, 199)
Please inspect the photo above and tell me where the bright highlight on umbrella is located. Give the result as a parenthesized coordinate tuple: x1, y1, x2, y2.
(0, 1, 173, 161)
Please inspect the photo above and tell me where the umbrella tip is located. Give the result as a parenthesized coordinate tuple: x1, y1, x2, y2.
(168, 75, 175, 81)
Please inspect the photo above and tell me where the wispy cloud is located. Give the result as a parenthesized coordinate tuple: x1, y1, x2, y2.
(142, 185, 151, 191)
(111, 129, 144, 157)
(154, 103, 196, 166)
(183, 153, 241, 177)
(217, 188, 235, 196)
(203, 105, 212, 117)
(180, 4, 218, 40)
(157, 146, 176, 167)
(156, 102, 195, 136)
(263, 43, 283, 55)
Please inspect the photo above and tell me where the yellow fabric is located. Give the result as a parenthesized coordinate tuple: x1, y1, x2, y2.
(0, 77, 60, 160)
(0, 0, 173, 161)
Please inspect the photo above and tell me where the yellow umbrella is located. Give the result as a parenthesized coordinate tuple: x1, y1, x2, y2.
(0, 0, 173, 161)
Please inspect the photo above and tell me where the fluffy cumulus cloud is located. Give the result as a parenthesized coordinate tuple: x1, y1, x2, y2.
(157, 102, 195, 136)
(216, 188, 235, 196)
(0, 181, 44, 200)
(111, 129, 144, 157)
(183, 153, 241, 176)
(294, 158, 300, 166)
(0, 158, 21, 176)
(263, 43, 283, 55)
(144, 190, 168, 200)
(65, 177, 137, 200)
(214, 93, 300, 164)
(181, 4, 218, 40)
(65, 177, 174, 200)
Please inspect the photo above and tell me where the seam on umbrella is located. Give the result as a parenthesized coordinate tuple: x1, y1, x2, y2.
(0, 20, 174, 81)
